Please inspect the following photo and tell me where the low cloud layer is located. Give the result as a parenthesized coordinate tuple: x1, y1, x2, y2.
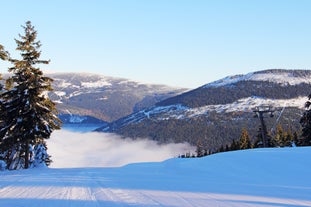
(47, 130, 194, 168)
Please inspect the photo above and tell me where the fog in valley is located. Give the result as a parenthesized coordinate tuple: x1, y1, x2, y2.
(47, 130, 195, 168)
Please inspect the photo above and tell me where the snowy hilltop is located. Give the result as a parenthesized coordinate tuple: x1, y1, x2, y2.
(48, 72, 187, 122)
(98, 69, 311, 150)
(204, 69, 311, 88)
(0, 147, 310, 207)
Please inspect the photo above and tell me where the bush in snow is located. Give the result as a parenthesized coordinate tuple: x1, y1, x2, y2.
(0, 160, 6, 171)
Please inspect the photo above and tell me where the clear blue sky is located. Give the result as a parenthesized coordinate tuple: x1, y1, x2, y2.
(1, 0, 311, 88)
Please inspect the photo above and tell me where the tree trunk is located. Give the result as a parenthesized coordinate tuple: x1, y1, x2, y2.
(25, 140, 29, 169)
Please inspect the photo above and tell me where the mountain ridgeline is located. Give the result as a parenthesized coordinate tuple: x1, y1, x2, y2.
(158, 69, 311, 107)
(47, 73, 187, 123)
(96, 69, 311, 150)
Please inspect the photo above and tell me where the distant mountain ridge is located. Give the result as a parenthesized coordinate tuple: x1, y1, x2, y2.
(47, 73, 187, 123)
(157, 69, 311, 108)
(204, 69, 311, 88)
(96, 69, 311, 150)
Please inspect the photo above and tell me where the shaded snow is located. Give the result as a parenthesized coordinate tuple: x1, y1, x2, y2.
(188, 96, 306, 115)
(0, 147, 310, 207)
(68, 115, 87, 123)
(143, 104, 189, 119)
(119, 104, 190, 125)
(55, 79, 73, 88)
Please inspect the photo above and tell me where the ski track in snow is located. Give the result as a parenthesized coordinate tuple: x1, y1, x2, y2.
(1, 147, 311, 207)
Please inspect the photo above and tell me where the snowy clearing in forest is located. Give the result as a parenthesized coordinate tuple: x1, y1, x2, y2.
(0, 145, 311, 207)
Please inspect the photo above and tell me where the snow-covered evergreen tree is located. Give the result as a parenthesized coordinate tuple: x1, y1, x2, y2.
(30, 141, 51, 168)
(0, 44, 8, 168)
(0, 21, 61, 169)
(0, 160, 6, 171)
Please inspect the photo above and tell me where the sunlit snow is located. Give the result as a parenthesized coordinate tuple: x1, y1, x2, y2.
(54, 91, 66, 97)
(81, 81, 112, 88)
(1, 140, 310, 207)
(205, 71, 311, 88)
(136, 96, 306, 121)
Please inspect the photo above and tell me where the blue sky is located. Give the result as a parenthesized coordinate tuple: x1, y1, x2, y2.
(1, 0, 311, 88)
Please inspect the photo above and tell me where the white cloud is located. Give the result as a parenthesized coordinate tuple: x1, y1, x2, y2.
(47, 130, 194, 168)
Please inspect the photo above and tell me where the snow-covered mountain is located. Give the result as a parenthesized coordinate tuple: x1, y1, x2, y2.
(1, 146, 310, 207)
(97, 69, 311, 149)
(47, 73, 187, 122)
(205, 69, 311, 88)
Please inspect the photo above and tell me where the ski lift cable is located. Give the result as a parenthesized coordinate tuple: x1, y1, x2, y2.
(270, 105, 286, 134)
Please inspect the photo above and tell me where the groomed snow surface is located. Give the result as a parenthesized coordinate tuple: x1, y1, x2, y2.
(1, 130, 311, 207)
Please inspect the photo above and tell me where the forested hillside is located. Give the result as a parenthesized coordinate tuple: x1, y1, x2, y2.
(97, 69, 311, 150)
(48, 73, 187, 122)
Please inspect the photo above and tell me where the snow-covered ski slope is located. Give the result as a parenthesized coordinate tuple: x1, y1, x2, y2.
(1, 147, 311, 207)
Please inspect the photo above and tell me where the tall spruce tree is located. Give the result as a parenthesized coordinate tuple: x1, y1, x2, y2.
(0, 44, 9, 165)
(273, 124, 286, 147)
(0, 44, 8, 99)
(0, 21, 61, 169)
(239, 128, 252, 150)
(300, 94, 311, 146)
(0, 44, 8, 92)
(273, 126, 295, 147)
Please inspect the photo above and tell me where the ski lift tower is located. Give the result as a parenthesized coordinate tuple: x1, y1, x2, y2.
(253, 105, 275, 148)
